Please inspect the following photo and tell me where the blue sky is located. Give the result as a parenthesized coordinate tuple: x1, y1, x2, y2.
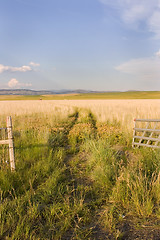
(0, 0, 160, 91)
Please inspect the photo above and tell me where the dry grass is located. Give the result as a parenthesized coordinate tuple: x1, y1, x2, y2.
(0, 100, 75, 128)
(1, 99, 160, 239)
(0, 100, 74, 116)
(0, 99, 160, 133)
(62, 99, 160, 133)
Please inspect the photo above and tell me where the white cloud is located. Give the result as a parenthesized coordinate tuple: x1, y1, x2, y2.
(0, 65, 9, 73)
(23, 83, 32, 87)
(29, 61, 40, 67)
(99, 0, 160, 38)
(155, 49, 160, 57)
(10, 65, 32, 72)
(115, 51, 160, 81)
(0, 64, 32, 73)
(8, 78, 19, 88)
(7, 78, 32, 88)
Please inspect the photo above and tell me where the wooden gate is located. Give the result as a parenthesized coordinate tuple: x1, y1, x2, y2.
(132, 119, 160, 149)
(0, 116, 15, 171)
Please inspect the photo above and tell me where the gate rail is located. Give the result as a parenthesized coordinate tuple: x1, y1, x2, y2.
(132, 119, 160, 149)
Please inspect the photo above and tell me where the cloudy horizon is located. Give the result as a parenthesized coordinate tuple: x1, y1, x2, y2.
(0, 0, 160, 91)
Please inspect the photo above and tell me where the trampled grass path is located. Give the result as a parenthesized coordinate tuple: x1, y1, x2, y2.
(1, 109, 160, 239)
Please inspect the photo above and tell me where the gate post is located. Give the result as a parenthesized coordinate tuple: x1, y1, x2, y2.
(132, 118, 136, 148)
(7, 116, 15, 171)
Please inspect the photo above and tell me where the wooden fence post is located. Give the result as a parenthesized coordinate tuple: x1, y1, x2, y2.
(132, 119, 136, 148)
(7, 116, 15, 171)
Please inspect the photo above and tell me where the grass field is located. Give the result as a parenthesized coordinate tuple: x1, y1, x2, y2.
(0, 99, 160, 239)
(0, 99, 160, 133)
(0, 91, 160, 101)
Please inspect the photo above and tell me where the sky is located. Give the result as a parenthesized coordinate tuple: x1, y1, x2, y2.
(0, 0, 160, 91)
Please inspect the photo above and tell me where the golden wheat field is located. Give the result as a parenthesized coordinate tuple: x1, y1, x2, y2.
(0, 99, 160, 133)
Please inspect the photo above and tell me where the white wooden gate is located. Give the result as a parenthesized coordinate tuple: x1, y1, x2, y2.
(0, 116, 15, 171)
(132, 119, 160, 149)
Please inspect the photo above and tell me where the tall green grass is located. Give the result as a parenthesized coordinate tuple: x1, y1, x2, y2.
(0, 109, 160, 239)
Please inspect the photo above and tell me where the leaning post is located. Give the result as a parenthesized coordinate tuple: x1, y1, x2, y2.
(7, 116, 15, 171)
(132, 118, 136, 148)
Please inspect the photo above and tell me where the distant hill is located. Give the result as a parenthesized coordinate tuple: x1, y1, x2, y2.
(0, 90, 160, 100)
(0, 89, 51, 95)
(0, 89, 117, 95)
